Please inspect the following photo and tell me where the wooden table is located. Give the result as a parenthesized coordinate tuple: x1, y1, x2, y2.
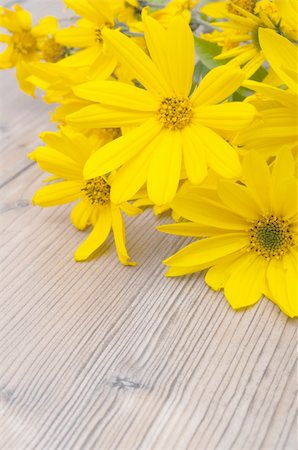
(0, 1, 297, 449)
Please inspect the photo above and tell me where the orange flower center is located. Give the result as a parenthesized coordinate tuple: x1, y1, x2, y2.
(82, 177, 110, 205)
(158, 97, 192, 130)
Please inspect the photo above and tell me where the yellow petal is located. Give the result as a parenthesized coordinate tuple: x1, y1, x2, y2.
(33, 181, 83, 207)
(191, 66, 245, 106)
(147, 130, 182, 206)
(171, 194, 247, 230)
(29, 145, 82, 180)
(32, 16, 58, 36)
(102, 27, 170, 97)
(84, 118, 162, 179)
(110, 134, 159, 204)
(205, 251, 244, 290)
(238, 107, 297, 139)
(15, 5, 32, 31)
(215, 46, 256, 62)
(275, 0, 298, 40)
(214, 44, 252, 59)
(64, 0, 113, 25)
(0, 6, 28, 32)
(111, 205, 136, 266)
(0, 34, 9, 43)
(224, 253, 266, 309)
(217, 180, 259, 220)
(164, 233, 249, 267)
(241, 53, 265, 79)
(271, 178, 298, 220)
(158, 222, 230, 237)
(243, 81, 296, 108)
(166, 249, 246, 277)
(73, 80, 158, 111)
(258, 28, 298, 92)
(284, 250, 298, 318)
(120, 202, 143, 217)
(67, 103, 153, 129)
(164, 15, 194, 96)
(89, 51, 117, 79)
(55, 26, 96, 47)
(40, 130, 93, 165)
(242, 151, 271, 212)
(16, 61, 35, 96)
(58, 46, 99, 67)
(187, 125, 242, 178)
(181, 126, 208, 185)
(74, 205, 112, 261)
(272, 150, 295, 184)
(141, 14, 169, 85)
(70, 199, 91, 230)
(267, 254, 297, 318)
(192, 102, 256, 131)
(166, 262, 212, 277)
(201, 1, 227, 18)
(0, 44, 14, 69)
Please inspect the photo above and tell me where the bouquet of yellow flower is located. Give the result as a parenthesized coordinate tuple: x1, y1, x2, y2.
(1, 0, 297, 317)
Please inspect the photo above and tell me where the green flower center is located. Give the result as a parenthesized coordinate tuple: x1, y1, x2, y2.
(158, 97, 192, 130)
(13, 31, 37, 55)
(249, 215, 295, 259)
(82, 177, 110, 205)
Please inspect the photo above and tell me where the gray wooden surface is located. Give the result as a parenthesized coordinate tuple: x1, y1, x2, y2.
(0, 1, 297, 449)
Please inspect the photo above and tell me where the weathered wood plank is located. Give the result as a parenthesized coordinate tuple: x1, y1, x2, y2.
(0, 1, 297, 449)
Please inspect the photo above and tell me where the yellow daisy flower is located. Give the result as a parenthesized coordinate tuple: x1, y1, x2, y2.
(133, 171, 219, 217)
(0, 5, 65, 94)
(54, 0, 119, 77)
(67, 13, 256, 206)
(117, 0, 199, 32)
(244, 28, 298, 97)
(116, 0, 140, 26)
(228, 99, 297, 159)
(239, 28, 298, 157)
(28, 129, 141, 265)
(201, 0, 297, 77)
(26, 46, 116, 104)
(151, 0, 200, 27)
(159, 150, 298, 318)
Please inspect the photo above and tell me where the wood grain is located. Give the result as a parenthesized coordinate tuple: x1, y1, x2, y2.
(0, 1, 297, 449)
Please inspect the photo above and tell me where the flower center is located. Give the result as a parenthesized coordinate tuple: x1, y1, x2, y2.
(81, 177, 110, 205)
(227, 0, 255, 15)
(249, 215, 295, 259)
(175, 0, 197, 12)
(101, 128, 121, 139)
(12, 31, 37, 55)
(158, 97, 192, 130)
(41, 38, 65, 62)
(95, 23, 113, 43)
(254, 0, 279, 23)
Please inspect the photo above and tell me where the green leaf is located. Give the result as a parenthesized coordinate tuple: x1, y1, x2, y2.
(231, 87, 251, 101)
(250, 65, 268, 82)
(191, 61, 209, 93)
(194, 37, 229, 69)
(193, 61, 208, 83)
